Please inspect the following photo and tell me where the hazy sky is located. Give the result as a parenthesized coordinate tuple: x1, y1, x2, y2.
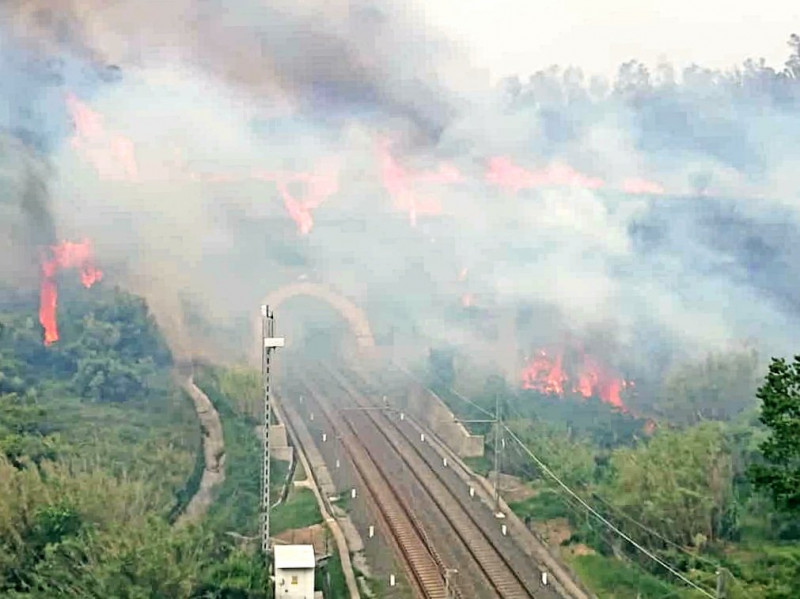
(417, 0, 800, 81)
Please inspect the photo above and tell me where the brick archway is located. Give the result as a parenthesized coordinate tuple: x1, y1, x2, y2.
(259, 282, 375, 351)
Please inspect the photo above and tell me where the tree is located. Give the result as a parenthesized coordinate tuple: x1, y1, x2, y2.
(507, 418, 597, 489)
(0, 394, 57, 466)
(72, 355, 155, 403)
(785, 34, 800, 79)
(748, 356, 800, 514)
(218, 367, 262, 421)
(604, 422, 734, 547)
(658, 350, 760, 425)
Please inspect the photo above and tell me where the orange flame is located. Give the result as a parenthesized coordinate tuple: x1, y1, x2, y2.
(377, 139, 460, 226)
(621, 178, 665, 195)
(521, 350, 568, 395)
(39, 239, 103, 346)
(486, 156, 665, 197)
(65, 92, 138, 180)
(521, 346, 629, 410)
(39, 277, 59, 346)
(253, 160, 339, 235)
(486, 157, 604, 192)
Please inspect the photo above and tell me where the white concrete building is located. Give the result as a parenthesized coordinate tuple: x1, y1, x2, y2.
(274, 544, 316, 598)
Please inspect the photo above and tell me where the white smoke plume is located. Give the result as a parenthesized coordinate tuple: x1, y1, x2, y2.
(2, 1, 800, 378)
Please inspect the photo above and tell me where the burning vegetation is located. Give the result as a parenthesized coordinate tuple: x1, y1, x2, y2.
(38, 239, 103, 345)
(2, 3, 800, 597)
(377, 138, 461, 226)
(520, 346, 630, 409)
(66, 92, 138, 181)
(61, 92, 674, 240)
(486, 156, 664, 196)
(252, 160, 339, 235)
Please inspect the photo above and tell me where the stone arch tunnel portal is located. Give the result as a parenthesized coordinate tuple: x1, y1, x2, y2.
(258, 282, 376, 357)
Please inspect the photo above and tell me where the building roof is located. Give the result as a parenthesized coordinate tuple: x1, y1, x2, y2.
(274, 544, 315, 569)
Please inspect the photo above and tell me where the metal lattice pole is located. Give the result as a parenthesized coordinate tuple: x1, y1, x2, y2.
(260, 305, 284, 556)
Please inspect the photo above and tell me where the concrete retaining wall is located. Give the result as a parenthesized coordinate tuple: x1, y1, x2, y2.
(271, 424, 289, 449)
(399, 376, 484, 458)
(256, 423, 293, 462)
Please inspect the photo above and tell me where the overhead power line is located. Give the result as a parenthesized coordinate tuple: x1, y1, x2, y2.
(589, 492, 725, 571)
(437, 377, 727, 596)
(447, 386, 496, 419)
(503, 425, 717, 599)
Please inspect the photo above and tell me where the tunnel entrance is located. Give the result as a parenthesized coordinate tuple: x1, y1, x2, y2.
(258, 282, 376, 360)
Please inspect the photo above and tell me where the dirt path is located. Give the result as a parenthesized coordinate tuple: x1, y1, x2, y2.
(177, 377, 226, 525)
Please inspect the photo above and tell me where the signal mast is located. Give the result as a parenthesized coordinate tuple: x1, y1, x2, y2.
(261, 305, 285, 555)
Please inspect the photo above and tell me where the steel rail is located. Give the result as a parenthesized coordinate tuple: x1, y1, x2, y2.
(320, 363, 541, 599)
(294, 373, 453, 599)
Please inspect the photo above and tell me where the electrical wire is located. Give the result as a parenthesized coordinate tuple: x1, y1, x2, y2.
(502, 441, 684, 598)
(589, 492, 725, 570)
(409, 368, 721, 596)
(503, 425, 717, 599)
(503, 394, 729, 574)
(447, 385, 496, 419)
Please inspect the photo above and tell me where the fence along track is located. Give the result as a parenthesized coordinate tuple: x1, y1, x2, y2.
(322, 362, 546, 599)
(295, 374, 453, 599)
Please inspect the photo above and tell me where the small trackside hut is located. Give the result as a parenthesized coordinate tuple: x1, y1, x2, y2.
(273, 544, 316, 598)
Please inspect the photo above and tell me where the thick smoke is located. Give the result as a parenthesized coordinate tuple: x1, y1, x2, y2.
(0, 135, 54, 285)
(3, 0, 465, 139)
(2, 1, 800, 380)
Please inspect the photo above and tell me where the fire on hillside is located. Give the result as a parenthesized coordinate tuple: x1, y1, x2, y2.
(39, 239, 103, 345)
(520, 346, 632, 410)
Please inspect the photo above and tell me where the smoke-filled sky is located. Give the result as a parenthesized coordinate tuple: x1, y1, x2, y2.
(419, 0, 800, 80)
(2, 0, 800, 377)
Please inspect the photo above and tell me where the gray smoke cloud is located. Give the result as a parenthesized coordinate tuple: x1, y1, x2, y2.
(0, 134, 55, 287)
(3, 0, 466, 139)
(1, 1, 799, 381)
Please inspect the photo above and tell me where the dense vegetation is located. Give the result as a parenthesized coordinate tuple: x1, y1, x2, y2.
(0, 282, 268, 598)
(193, 363, 292, 537)
(6, 273, 796, 597)
(428, 348, 800, 598)
(748, 357, 800, 516)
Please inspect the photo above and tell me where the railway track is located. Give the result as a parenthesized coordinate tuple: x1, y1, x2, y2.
(323, 364, 554, 599)
(339, 363, 592, 599)
(285, 361, 556, 599)
(296, 370, 453, 599)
